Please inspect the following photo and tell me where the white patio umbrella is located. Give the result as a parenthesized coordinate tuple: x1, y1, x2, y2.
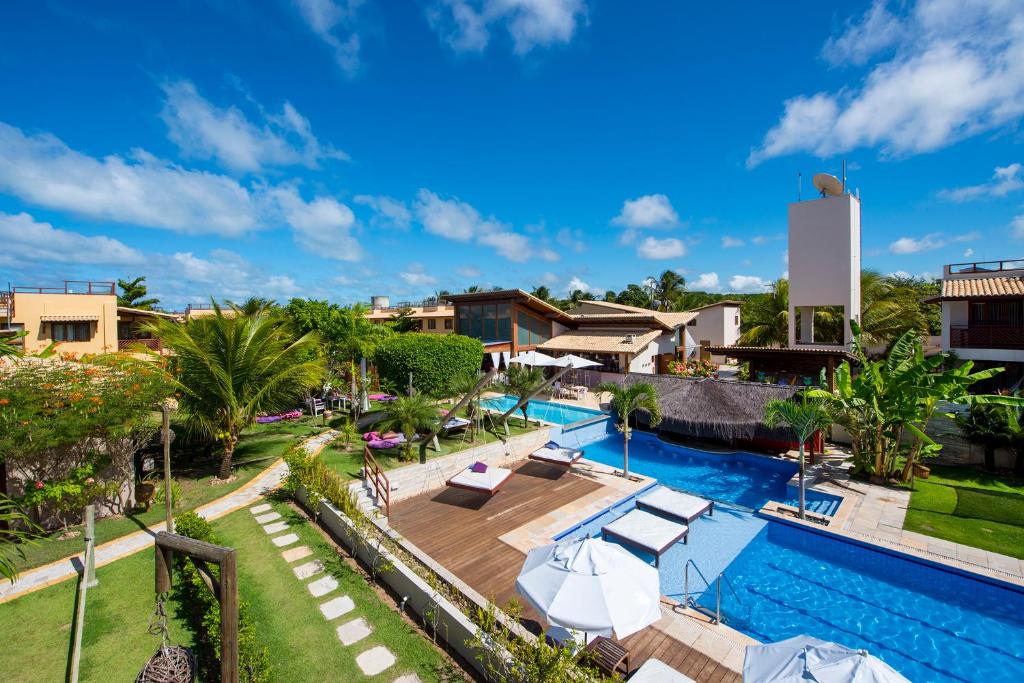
(515, 537, 662, 642)
(508, 350, 559, 367)
(551, 354, 602, 369)
(743, 635, 909, 683)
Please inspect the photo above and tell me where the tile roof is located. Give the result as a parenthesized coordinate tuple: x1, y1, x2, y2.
(568, 309, 696, 330)
(538, 328, 663, 354)
(927, 276, 1024, 301)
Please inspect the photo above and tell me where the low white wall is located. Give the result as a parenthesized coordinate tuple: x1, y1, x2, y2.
(295, 486, 523, 680)
(378, 427, 555, 503)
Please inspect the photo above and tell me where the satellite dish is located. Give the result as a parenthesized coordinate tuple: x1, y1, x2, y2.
(812, 173, 843, 197)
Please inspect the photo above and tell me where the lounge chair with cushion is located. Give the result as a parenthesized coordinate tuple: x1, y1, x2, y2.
(628, 658, 695, 682)
(529, 441, 584, 467)
(446, 462, 512, 496)
(440, 416, 472, 434)
(636, 487, 713, 524)
(601, 509, 689, 567)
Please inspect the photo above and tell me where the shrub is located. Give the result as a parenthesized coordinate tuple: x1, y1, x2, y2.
(172, 511, 271, 682)
(667, 358, 716, 378)
(373, 334, 483, 398)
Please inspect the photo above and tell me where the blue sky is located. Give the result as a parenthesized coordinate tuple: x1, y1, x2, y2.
(0, 0, 1021, 308)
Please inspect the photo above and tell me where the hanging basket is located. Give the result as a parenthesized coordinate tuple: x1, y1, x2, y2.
(135, 645, 196, 683)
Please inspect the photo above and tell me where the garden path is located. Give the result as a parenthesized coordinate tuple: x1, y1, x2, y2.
(0, 430, 338, 604)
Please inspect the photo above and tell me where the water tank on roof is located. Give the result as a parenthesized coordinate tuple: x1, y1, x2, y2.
(371, 295, 390, 310)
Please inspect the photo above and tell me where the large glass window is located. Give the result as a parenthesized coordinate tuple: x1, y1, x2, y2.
(52, 322, 92, 341)
(516, 311, 551, 346)
(456, 303, 513, 342)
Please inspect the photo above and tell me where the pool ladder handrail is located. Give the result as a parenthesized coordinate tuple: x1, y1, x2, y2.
(683, 559, 743, 625)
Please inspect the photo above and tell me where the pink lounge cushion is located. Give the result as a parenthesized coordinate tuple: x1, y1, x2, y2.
(471, 461, 488, 474)
(362, 431, 380, 442)
(368, 438, 398, 449)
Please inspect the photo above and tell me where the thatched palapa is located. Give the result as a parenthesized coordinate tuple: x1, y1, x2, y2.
(620, 373, 800, 443)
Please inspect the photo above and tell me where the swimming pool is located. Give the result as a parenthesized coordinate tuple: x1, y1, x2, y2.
(580, 431, 842, 514)
(481, 394, 605, 426)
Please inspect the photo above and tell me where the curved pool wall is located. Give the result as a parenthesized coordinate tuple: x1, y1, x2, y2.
(480, 394, 605, 426)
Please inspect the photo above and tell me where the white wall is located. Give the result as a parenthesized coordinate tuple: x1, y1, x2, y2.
(628, 340, 658, 373)
(787, 194, 861, 346)
(689, 305, 740, 362)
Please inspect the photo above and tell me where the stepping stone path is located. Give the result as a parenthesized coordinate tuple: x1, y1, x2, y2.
(262, 521, 289, 535)
(336, 617, 372, 645)
(320, 595, 355, 620)
(393, 675, 423, 683)
(293, 560, 324, 580)
(271, 533, 299, 547)
(254, 511, 281, 524)
(307, 575, 338, 598)
(356, 646, 396, 676)
(249, 503, 272, 514)
(281, 545, 313, 563)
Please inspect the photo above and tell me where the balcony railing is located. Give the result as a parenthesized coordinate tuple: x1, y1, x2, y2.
(946, 260, 1024, 276)
(12, 280, 115, 295)
(950, 325, 1024, 350)
(118, 338, 163, 352)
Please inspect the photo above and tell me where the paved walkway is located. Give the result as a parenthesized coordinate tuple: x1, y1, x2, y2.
(0, 430, 338, 604)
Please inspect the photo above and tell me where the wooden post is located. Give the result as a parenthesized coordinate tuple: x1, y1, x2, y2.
(69, 505, 98, 683)
(162, 403, 173, 533)
(154, 531, 239, 683)
(84, 505, 97, 588)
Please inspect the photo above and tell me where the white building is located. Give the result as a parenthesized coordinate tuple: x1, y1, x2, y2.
(685, 300, 742, 363)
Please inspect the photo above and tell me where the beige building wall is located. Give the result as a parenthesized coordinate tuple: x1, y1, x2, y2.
(11, 293, 119, 355)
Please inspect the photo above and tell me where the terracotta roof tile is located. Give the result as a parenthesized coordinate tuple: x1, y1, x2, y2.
(934, 277, 1024, 300)
(538, 328, 663, 354)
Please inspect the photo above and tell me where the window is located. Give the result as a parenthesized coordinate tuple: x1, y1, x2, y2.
(735, 315, 740, 326)
(427, 319, 437, 330)
(516, 310, 551, 346)
(444, 318, 453, 330)
(51, 322, 92, 342)
(455, 303, 513, 341)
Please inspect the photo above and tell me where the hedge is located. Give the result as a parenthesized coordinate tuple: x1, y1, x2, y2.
(173, 511, 271, 682)
(373, 333, 483, 397)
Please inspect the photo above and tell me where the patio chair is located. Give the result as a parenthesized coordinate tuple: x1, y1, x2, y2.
(308, 397, 326, 417)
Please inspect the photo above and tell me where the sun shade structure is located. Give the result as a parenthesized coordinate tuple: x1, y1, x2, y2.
(601, 509, 689, 566)
(551, 353, 603, 368)
(508, 350, 559, 366)
(515, 537, 662, 641)
(743, 635, 910, 683)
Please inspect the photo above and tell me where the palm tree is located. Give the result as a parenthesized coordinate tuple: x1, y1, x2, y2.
(650, 270, 685, 312)
(449, 370, 486, 441)
(116, 276, 159, 310)
(596, 381, 661, 478)
(377, 392, 438, 460)
(764, 393, 833, 519)
(506, 365, 545, 427)
(739, 278, 789, 346)
(144, 303, 325, 479)
(338, 304, 391, 416)
(228, 297, 278, 316)
(0, 331, 26, 358)
(1, 496, 39, 582)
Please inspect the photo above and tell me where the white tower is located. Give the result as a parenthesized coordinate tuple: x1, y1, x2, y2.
(787, 176, 861, 348)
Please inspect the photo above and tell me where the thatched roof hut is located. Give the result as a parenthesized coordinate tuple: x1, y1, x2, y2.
(619, 373, 800, 443)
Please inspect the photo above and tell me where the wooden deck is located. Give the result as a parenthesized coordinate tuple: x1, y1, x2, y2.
(389, 461, 742, 682)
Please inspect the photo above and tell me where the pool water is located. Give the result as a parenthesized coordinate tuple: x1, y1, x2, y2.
(581, 431, 842, 514)
(481, 394, 604, 426)
(706, 522, 1024, 683)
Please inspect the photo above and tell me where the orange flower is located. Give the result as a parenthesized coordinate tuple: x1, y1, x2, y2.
(0, 398, 8, 406)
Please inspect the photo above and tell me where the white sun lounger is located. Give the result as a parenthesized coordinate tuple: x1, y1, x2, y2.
(441, 416, 472, 432)
(529, 445, 584, 467)
(446, 465, 513, 496)
(637, 487, 713, 523)
(601, 509, 688, 566)
(628, 658, 696, 682)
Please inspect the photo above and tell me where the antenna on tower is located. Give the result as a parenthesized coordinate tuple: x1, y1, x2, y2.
(797, 172, 802, 202)
(842, 160, 847, 194)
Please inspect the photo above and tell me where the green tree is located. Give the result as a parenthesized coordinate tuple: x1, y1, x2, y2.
(144, 303, 325, 479)
(0, 331, 26, 358)
(228, 297, 278, 316)
(649, 269, 685, 311)
(956, 404, 1009, 471)
(449, 370, 487, 441)
(764, 393, 832, 518)
(506, 365, 545, 427)
(596, 381, 662, 478)
(116, 276, 159, 310)
(1, 496, 40, 582)
(739, 279, 789, 346)
(615, 284, 652, 309)
(377, 392, 438, 460)
(388, 307, 420, 333)
(530, 286, 553, 304)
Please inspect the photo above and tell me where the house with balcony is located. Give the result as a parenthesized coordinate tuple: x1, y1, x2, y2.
(927, 259, 1024, 391)
(365, 296, 454, 333)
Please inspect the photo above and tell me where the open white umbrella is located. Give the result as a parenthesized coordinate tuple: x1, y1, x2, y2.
(743, 635, 909, 683)
(508, 350, 559, 367)
(551, 354, 602, 369)
(515, 537, 662, 641)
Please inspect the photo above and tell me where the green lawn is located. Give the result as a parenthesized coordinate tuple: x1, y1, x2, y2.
(15, 417, 328, 572)
(904, 465, 1024, 559)
(321, 419, 540, 480)
(0, 498, 458, 682)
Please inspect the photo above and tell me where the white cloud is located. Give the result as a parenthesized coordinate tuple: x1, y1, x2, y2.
(938, 163, 1024, 202)
(413, 188, 552, 262)
(165, 249, 303, 304)
(822, 0, 906, 66)
(721, 236, 745, 248)
(751, 234, 784, 245)
(539, 271, 559, 285)
(964, 248, 975, 257)
(399, 263, 439, 287)
(457, 265, 482, 278)
(556, 227, 586, 253)
(293, 0, 363, 76)
(1012, 215, 1024, 238)
(0, 212, 143, 267)
(612, 194, 679, 229)
(691, 272, 720, 292)
(889, 230, 980, 254)
(748, 1, 1024, 166)
(565, 276, 601, 296)
(427, 0, 587, 55)
(636, 236, 686, 260)
(160, 80, 346, 174)
(729, 275, 769, 293)
(269, 185, 362, 261)
(353, 194, 412, 230)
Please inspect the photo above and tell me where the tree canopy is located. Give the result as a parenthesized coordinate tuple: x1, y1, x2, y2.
(116, 276, 160, 310)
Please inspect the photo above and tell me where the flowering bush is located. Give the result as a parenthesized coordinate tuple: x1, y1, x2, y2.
(667, 358, 716, 378)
